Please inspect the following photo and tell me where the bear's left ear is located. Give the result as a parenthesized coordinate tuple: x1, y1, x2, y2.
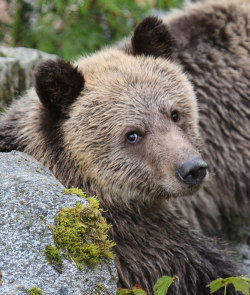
(131, 16, 175, 59)
(35, 59, 84, 112)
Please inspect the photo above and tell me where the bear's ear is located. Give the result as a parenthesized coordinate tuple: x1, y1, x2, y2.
(131, 16, 175, 59)
(35, 59, 84, 112)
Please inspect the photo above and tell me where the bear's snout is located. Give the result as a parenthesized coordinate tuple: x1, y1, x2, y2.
(177, 157, 208, 186)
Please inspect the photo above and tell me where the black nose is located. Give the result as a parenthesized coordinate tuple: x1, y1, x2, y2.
(177, 157, 208, 186)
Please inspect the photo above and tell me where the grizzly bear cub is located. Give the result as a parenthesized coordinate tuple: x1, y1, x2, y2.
(1, 0, 248, 294)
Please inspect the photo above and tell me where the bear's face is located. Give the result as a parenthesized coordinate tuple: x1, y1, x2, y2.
(58, 50, 203, 205)
(34, 18, 208, 207)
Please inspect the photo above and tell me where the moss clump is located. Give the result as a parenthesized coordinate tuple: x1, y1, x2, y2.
(97, 283, 104, 291)
(44, 245, 63, 266)
(27, 287, 43, 295)
(52, 188, 115, 269)
(64, 187, 86, 198)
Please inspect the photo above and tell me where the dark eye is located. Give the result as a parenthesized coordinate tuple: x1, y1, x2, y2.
(171, 110, 181, 122)
(126, 132, 141, 144)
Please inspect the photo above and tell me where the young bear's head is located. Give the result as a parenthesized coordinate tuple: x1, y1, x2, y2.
(34, 17, 207, 208)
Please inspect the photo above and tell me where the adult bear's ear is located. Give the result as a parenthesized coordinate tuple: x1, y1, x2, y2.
(35, 59, 84, 112)
(131, 16, 175, 59)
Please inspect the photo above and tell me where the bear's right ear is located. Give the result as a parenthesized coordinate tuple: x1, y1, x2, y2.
(35, 59, 84, 112)
(131, 16, 175, 59)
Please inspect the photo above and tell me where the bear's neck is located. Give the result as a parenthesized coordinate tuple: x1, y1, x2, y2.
(101, 200, 236, 295)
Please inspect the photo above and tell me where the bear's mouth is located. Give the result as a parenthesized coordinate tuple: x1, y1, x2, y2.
(159, 177, 207, 200)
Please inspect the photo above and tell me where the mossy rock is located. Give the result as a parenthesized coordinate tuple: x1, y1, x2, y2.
(46, 188, 115, 270)
(0, 47, 57, 109)
(0, 56, 23, 109)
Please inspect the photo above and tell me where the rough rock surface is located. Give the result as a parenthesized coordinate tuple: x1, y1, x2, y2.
(0, 47, 56, 109)
(235, 243, 250, 275)
(0, 151, 117, 295)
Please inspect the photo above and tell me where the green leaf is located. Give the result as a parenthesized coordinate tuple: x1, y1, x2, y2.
(117, 288, 133, 295)
(226, 276, 250, 294)
(206, 278, 226, 293)
(153, 276, 176, 295)
(117, 285, 146, 295)
(207, 276, 250, 295)
(132, 285, 147, 295)
(117, 288, 135, 295)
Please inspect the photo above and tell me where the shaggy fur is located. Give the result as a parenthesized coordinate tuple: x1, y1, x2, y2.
(123, 0, 250, 234)
(106, 203, 237, 294)
(167, 0, 250, 234)
(0, 1, 246, 294)
(0, 50, 238, 294)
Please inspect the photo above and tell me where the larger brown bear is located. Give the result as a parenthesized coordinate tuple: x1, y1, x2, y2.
(0, 0, 248, 294)
(167, 0, 250, 234)
(121, 0, 250, 234)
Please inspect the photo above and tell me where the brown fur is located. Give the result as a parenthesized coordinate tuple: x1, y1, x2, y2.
(35, 59, 84, 112)
(122, 0, 250, 235)
(0, 52, 201, 203)
(0, 50, 238, 295)
(131, 16, 175, 59)
(0, 1, 245, 294)
(167, 0, 250, 235)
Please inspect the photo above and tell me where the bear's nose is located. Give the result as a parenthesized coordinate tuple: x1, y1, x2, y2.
(177, 157, 208, 186)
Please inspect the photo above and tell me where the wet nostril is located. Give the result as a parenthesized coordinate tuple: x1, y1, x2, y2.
(177, 157, 208, 186)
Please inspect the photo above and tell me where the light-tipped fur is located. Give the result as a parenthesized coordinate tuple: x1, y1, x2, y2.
(0, 1, 247, 293)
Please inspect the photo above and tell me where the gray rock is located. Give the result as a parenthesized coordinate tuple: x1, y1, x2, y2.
(0, 151, 118, 295)
(0, 47, 57, 109)
(0, 56, 21, 107)
(236, 243, 250, 275)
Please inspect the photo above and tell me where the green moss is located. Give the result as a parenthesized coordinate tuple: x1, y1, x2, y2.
(97, 283, 104, 291)
(44, 245, 63, 266)
(45, 188, 115, 270)
(53, 199, 115, 269)
(0, 88, 12, 102)
(27, 287, 43, 295)
(64, 187, 86, 198)
(48, 224, 53, 231)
